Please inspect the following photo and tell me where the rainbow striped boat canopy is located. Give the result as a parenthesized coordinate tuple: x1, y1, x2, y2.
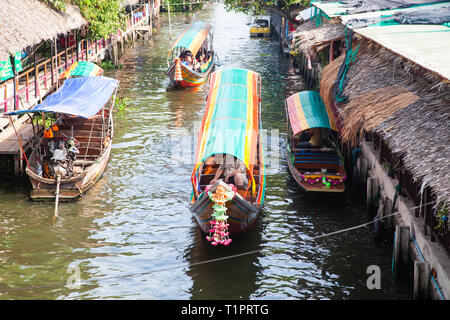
(286, 91, 339, 136)
(59, 61, 103, 80)
(192, 68, 261, 190)
(168, 21, 213, 59)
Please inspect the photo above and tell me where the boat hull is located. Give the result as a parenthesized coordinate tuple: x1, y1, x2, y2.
(28, 142, 112, 201)
(250, 27, 271, 37)
(286, 150, 345, 193)
(167, 54, 214, 88)
(190, 188, 262, 234)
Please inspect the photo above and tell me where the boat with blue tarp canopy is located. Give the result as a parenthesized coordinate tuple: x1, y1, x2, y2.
(5, 76, 119, 201)
(6, 76, 118, 118)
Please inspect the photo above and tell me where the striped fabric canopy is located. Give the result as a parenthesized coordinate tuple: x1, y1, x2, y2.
(286, 91, 338, 136)
(168, 21, 212, 58)
(59, 61, 103, 80)
(192, 68, 261, 186)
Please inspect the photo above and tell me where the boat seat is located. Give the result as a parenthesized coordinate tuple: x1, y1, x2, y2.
(295, 162, 341, 171)
(293, 148, 336, 153)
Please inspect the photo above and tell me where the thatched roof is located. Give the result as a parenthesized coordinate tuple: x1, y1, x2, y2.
(339, 85, 419, 146)
(292, 20, 345, 58)
(320, 41, 450, 205)
(0, 0, 87, 61)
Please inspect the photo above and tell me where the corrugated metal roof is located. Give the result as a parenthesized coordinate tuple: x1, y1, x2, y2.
(310, 1, 450, 80)
(310, 1, 347, 18)
(355, 24, 450, 80)
(339, 2, 450, 25)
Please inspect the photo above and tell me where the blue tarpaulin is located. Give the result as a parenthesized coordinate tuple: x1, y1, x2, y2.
(6, 76, 119, 118)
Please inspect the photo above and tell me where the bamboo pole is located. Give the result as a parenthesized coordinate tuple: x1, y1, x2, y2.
(167, 0, 172, 40)
(52, 175, 61, 224)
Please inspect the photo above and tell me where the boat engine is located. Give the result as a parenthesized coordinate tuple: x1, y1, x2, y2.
(41, 137, 79, 179)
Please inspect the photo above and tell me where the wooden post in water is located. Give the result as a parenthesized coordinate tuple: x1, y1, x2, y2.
(413, 260, 430, 300)
(366, 171, 372, 207)
(360, 158, 368, 186)
(393, 225, 411, 279)
(384, 197, 394, 229)
(374, 196, 385, 242)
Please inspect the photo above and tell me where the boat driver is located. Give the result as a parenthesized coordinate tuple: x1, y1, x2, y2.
(297, 127, 323, 148)
(210, 154, 249, 189)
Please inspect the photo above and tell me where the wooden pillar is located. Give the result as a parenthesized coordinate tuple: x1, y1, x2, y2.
(54, 37, 59, 89)
(19, 134, 23, 177)
(393, 225, 410, 279)
(34, 50, 38, 98)
(10, 54, 17, 110)
(75, 29, 79, 62)
(50, 39, 55, 86)
(361, 158, 368, 186)
(374, 196, 386, 242)
(384, 197, 394, 229)
(65, 35, 69, 69)
(14, 153, 20, 176)
(413, 260, 430, 300)
(423, 187, 429, 235)
(366, 171, 372, 207)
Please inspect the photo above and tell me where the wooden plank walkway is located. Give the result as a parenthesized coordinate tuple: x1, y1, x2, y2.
(0, 115, 37, 155)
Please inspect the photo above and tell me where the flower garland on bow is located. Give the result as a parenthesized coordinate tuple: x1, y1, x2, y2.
(205, 183, 237, 246)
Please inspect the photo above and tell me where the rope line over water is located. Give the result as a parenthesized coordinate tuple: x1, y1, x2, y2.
(0, 200, 438, 293)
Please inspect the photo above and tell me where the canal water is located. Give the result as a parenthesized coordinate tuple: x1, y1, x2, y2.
(0, 3, 411, 299)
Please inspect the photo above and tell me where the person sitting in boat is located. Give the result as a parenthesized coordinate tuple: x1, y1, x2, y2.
(195, 51, 202, 62)
(193, 58, 201, 72)
(180, 51, 188, 67)
(297, 127, 323, 148)
(210, 154, 248, 189)
(196, 51, 206, 67)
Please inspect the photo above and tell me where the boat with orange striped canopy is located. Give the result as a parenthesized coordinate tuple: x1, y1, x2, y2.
(167, 21, 215, 88)
(285, 91, 346, 193)
(190, 68, 265, 245)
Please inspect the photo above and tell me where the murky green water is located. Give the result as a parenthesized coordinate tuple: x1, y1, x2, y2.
(0, 3, 411, 299)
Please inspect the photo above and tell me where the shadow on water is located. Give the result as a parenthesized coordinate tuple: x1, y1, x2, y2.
(185, 223, 262, 300)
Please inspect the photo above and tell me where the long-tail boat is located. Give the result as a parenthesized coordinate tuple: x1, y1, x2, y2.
(167, 21, 215, 87)
(190, 68, 265, 246)
(6, 76, 119, 200)
(285, 91, 346, 193)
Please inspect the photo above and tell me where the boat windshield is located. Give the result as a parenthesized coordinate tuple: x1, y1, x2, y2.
(255, 19, 269, 28)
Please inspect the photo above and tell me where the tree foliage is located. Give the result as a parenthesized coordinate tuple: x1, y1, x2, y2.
(162, 0, 205, 12)
(43, 0, 127, 40)
(224, 0, 310, 15)
(43, 0, 67, 11)
(73, 0, 127, 39)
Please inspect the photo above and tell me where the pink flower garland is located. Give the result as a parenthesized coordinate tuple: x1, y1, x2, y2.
(205, 183, 237, 246)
